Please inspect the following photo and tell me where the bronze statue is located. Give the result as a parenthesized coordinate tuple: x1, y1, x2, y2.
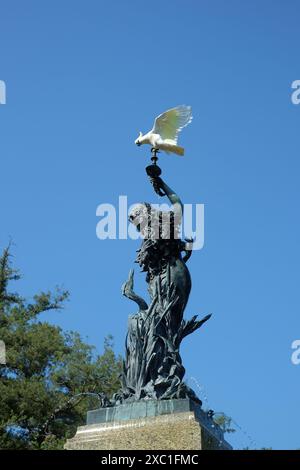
(113, 161, 211, 405)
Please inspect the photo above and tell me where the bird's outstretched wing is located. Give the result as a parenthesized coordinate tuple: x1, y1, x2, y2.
(152, 105, 192, 144)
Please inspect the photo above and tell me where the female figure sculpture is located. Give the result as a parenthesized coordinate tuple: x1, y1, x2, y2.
(114, 168, 210, 405)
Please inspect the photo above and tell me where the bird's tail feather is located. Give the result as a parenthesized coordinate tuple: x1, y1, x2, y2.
(172, 145, 184, 156)
(160, 143, 184, 156)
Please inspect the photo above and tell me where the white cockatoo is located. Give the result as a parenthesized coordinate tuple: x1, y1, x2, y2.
(135, 105, 192, 156)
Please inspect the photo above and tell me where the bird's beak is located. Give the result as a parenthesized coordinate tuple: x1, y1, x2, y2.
(136, 141, 141, 147)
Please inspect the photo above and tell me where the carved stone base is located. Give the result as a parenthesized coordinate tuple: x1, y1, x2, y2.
(64, 400, 232, 450)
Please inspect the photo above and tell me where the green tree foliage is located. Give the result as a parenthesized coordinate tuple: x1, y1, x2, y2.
(0, 247, 122, 449)
(213, 413, 236, 434)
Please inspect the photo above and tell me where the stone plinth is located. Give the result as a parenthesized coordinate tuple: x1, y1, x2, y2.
(65, 399, 232, 450)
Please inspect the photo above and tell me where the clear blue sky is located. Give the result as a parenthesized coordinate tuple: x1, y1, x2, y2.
(1, 0, 299, 449)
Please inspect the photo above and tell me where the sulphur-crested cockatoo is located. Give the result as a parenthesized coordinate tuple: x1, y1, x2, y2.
(135, 105, 192, 156)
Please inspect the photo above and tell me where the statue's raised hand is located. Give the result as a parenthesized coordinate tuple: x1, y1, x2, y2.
(149, 176, 166, 197)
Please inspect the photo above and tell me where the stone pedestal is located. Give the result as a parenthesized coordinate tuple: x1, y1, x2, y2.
(65, 399, 232, 450)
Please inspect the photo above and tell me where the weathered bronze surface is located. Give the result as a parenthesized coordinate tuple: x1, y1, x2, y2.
(111, 161, 211, 405)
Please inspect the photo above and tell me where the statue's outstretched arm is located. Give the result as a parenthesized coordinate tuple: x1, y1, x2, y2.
(150, 176, 183, 220)
(122, 269, 148, 311)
